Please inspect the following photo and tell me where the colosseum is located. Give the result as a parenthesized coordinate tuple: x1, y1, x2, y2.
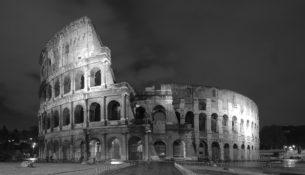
(37, 17, 260, 162)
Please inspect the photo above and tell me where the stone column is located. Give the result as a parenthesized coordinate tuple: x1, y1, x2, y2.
(145, 134, 149, 160)
(121, 133, 126, 160)
(229, 143, 233, 161)
(218, 115, 223, 134)
(103, 96, 107, 125)
(194, 113, 200, 158)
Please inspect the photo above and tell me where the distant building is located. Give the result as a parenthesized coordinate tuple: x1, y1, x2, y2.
(37, 17, 260, 162)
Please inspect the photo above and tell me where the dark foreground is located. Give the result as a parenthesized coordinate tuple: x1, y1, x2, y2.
(111, 162, 182, 175)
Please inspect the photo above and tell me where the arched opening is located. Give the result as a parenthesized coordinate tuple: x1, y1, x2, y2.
(46, 84, 52, 100)
(247, 145, 251, 160)
(199, 113, 206, 132)
(173, 140, 185, 158)
(46, 141, 53, 161)
(109, 138, 121, 160)
(75, 71, 84, 90)
(232, 116, 237, 133)
(154, 141, 166, 158)
(240, 119, 244, 134)
(175, 111, 180, 125)
(223, 115, 228, 133)
(62, 140, 70, 161)
(89, 139, 101, 160)
(89, 102, 101, 122)
(63, 76, 71, 94)
(211, 113, 218, 133)
(128, 136, 143, 160)
(241, 144, 245, 160)
(211, 142, 220, 161)
(224, 143, 230, 161)
(53, 140, 59, 160)
(134, 106, 146, 124)
(53, 110, 59, 128)
(198, 99, 206, 110)
(74, 105, 84, 124)
(107, 101, 120, 120)
(75, 140, 85, 162)
(90, 68, 101, 87)
(198, 141, 207, 160)
(153, 105, 166, 133)
(233, 144, 238, 161)
(63, 108, 70, 126)
(54, 80, 60, 97)
(185, 111, 194, 128)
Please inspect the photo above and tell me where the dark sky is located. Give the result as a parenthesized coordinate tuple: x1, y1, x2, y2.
(1, 0, 305, 130)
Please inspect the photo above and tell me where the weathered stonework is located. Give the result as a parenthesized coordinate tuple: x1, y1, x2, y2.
(37, 16, 259, 162)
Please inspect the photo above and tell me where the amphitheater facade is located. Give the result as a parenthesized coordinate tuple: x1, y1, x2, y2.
(37, 17, 260, 162)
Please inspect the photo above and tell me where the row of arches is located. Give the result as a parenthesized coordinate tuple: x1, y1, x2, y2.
(42, 137, 257, 161)
(40, 67, 103, 102)
(40, 100, 121, 130)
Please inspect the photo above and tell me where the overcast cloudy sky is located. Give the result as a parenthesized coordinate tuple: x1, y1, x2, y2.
(0, 0, 305, 129)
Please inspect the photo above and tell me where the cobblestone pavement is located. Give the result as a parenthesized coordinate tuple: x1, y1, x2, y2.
(111, 162, 182, 175)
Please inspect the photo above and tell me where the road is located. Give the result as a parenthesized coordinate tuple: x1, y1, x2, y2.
(111, 162, 182, 175)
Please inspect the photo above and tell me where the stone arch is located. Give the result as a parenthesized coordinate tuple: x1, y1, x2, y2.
(62, 140, 70, 161)
(154, 140, 166, 157)
(46, 141, 53, 160)
(75, 70, 84, 90)
(240, 119, 244, 133)
(53, 140, 60, 160)
(90, 67, 101, 87)
(198, 141, 207, 160)
(199, 113, 206, 131)
(63, 75, 71, 94)
(173, 139, 185, 158)
(185, 111, 194, 128)
(89, 102, 101, 122)
(89, 138, 101, 160)
(108, 101, 121, 121)
(52, 110, 59, 128)
(247, 145, 251, 160)
(109, 137, 121, 160)
(241, 144, 245, 160)
(74, 139, 85, 162)
(232, 116, 237, 133)
(233, 144, 238, 161)
(46, 84, 52, 100)
(152, 105, 166, 133)
(54, 79, 60, 97)
(223, 115, 228, 127)
(211, 113, 218, 133)
(211, 142, 220, 161)
(74, 105, 84, 124)
(224, 143, 230, 161)
(63, 108, 70, 126)
(128, 136, 143, 160)
(134, 106, 146, 124)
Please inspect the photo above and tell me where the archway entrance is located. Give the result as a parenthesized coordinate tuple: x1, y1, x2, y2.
(241, 144, 245, 160)
(233, 144, 238, 161)
(198, 141, 207, 160)
(109, 138, 121, 160)
(247, 145, 251, 160)
(211, 142, 220, 161)
(128, 136, 143, 160)
(62, 140, 70, 161)
(154, 141, 166, 158)
(224, 143, 230, 161)
(173, 140, 185, 158)
(89, 139, 101, 160)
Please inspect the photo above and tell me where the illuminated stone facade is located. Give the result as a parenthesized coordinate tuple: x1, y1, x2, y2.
(38, 17, 260, 162)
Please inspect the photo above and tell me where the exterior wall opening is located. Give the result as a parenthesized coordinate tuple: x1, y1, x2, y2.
(108, 101, 120, 120)
(154, 141, 166, 158)
(89, 102, 101, 122)
(74, 105, 84, 124)
(173, 140, 185, 158)
(211, 142, 220, 161)
(224, 143, 230, 161)
(63, 108, 70, 126)
(90, 68, 101, 87)
(128, 136, 143, 160)
(199, 113, 206, 132)
(211, 113, 218, 133)
(185, 111, 194, 128)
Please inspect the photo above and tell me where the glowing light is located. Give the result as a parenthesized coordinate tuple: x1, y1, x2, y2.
(110, 159, 123, 165)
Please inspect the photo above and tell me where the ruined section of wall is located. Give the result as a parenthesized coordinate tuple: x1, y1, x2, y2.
(39, 16, 111, 81)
